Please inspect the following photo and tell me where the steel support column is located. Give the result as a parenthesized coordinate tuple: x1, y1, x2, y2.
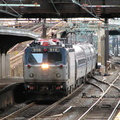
(42, 19, 47, 38)
(1, 53, 6, 78)
(116, 37, 119, 56)
(97, 27, 105, 65)
(0, 54, 2, 78)
(0, 53, 10, 78)
(5, 54, 10, 78)
(104, 18, 109, 70)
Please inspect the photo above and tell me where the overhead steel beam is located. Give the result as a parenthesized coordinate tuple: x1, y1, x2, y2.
(0, 4, 40, 7)
(109, 30, 120, 35)
(85, 5, 120, 8)
(0, 1, 120, 18)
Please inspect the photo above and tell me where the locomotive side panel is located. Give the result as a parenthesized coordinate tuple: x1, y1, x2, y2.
(79, 45, 92, 74)
(74, 45, 86, 80)
(66, 49, 76, 90)
(90, 45, 97, 70)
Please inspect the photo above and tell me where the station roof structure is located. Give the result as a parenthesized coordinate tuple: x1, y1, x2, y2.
(0, 27, 40, 53)
(0, 0, 120, 53)
(0, 0, 120, 18)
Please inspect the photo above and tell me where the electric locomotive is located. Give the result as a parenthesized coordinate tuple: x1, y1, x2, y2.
(23, 38, 96, 95)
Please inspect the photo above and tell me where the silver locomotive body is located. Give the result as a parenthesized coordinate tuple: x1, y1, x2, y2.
(23, 40, 96, 95)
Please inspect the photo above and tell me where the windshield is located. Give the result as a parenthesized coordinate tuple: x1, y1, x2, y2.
(28, 52, 62, 64)
(28, 53, 43, 64)
(47, 52, 62, 63)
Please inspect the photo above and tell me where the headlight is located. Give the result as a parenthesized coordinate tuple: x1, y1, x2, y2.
(41, 63, 49, 69)
(56, 73, 61, 78)
(29, 73, 34, 77)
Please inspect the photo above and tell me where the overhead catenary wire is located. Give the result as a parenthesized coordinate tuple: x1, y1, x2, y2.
(0, 9, 20, 17)
(88, 0, 97, 15)
(51, 0, 60, 16)
(71, 0, 104, 22)
(20, 0, 23, 5)
(1, 0, 22, 17)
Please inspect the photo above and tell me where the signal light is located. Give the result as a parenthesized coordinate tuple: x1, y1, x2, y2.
(30, 86, 34, 90)
(43, 48, 47, 52)
(27, 64, 31, 68)
(59, 64, 63, 68)
(56, 86, 61, 90)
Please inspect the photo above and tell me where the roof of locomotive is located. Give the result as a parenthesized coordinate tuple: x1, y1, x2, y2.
(28, 39, 95, 52)
(29, 38, 64, 47)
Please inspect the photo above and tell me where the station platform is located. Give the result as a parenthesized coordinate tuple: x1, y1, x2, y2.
(0, 78, 24, 90)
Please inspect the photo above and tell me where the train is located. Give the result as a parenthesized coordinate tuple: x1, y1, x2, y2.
(23, 38, 97, 95)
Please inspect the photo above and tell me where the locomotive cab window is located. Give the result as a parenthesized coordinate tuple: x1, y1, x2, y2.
(48, 52, 62, 63)
(28, 52, 62, 64)
(28, 53, 43, 64)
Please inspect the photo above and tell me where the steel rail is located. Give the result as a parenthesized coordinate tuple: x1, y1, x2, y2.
(93, 75, 120, 92)
(87, 81, 104, 93)
(108, 100, 120, 120)
(78, 73, 120, 120)
(92, 76, 109, 85)
(112, 84, 120, 91)
(1, 102, 35, 120)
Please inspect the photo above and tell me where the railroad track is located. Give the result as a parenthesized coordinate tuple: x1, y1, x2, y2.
(77, 73, 120, 120)
(0, 72, 119, 120)
(1, 102, 35, 120)
(1, 100, 57, 120)
(0, 84, 84, 120)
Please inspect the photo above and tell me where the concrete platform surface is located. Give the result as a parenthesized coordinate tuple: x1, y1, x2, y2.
(0, 78, 24, 90)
